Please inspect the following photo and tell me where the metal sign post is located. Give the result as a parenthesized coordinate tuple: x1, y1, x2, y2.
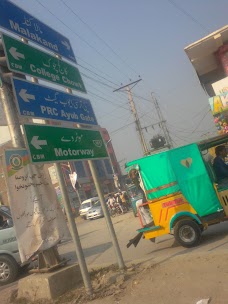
(0, 72, 24, 148)
(54, 163, 92, 295)
(88, 160, 125, 270)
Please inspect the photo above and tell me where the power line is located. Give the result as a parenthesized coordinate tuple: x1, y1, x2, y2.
(84, 79, 129, 109)
(169, 131, 190, 144)
(37, 0, 155, 105)
(167, 123, 216, 135)
(110, 113, 148, 136)
(81, 71, 156, 120)
(80, 73, 155, 123)
(191, 110, 211, 134)
(61, 0, 139, 76)
(76, 55, 120, 84)
(81, 69, 155, 108)
(78, 63, 119, 87)
(111, 120, 135, 135)
(167, 0, 209, 33)
(35, 0, 131, 78)
(80, 72, 114, 90)
(87, 90, 130, 112)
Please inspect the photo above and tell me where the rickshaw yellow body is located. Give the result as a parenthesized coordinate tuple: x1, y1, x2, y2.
(141, 193, 199, 240)
(126, 135, 228, 247)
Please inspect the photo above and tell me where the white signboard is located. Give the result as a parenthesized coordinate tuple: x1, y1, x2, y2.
(212, 77, 228, 95)
(4, 149, 70, 262)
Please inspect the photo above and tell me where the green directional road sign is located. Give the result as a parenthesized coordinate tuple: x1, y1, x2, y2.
(2, 34, 86, 93)
(23, 124, 108, 164)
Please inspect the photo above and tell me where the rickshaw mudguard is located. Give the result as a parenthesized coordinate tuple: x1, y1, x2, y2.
(169, 211, 202, 231)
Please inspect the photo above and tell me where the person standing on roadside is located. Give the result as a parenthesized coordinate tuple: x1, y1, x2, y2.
(128, 169, 153, 226)
(120, 191, 129, 211)
(115, 193, 124, 214)
(107, 194, 115, 210)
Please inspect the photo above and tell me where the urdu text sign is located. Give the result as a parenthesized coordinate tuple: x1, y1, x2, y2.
(2, 34, 86, 93)
(0, 0, 76, 63)
(24, 124, 108, 164)
(12, 77, 97, 125)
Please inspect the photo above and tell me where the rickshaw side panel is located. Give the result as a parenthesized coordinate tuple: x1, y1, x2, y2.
(168, 144, 222, 217)
(126, 153, 180, 201)
(142, 193, 199, 240)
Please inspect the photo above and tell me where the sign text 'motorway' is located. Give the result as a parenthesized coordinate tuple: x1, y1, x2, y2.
(2, 34, 86, 93)
(0, 0, 76, 63)
(12, 77, 97, 125)
(24, 124, 108, 164)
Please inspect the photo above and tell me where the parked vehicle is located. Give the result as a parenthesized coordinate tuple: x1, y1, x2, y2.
(0, 206, 29, 285)
(79, 197, 99, 219)
(86, 200, 104, 220)
(126, 134, 228, 248)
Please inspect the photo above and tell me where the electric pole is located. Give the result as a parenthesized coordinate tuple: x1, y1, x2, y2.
(114, 79, 148, 155)
(151, 93, 173, 149)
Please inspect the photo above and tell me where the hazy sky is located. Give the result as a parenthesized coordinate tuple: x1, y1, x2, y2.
(1, 0, 228, 168)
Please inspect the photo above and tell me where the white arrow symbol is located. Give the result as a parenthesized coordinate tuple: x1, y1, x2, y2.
(19, 89, 35, 103)
(61, 40, 70, 50)
(9, 47, 25, 61)
(31, 136, 47, 150)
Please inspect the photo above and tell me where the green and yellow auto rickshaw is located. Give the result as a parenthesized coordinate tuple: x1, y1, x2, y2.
(126, 134, 228, 248)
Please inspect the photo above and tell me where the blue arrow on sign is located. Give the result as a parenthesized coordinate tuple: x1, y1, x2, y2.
(12, 77, 98, 126)
(0, 0, 76, 63)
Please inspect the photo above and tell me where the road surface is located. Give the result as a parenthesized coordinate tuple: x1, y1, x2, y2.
(1, 210, 228, 302)
(58, 211, 228, 268)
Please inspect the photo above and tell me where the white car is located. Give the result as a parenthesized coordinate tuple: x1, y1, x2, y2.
(79, 197, 99, 219)
(0, 206, 29, 285)
(86, 200, 104, 220)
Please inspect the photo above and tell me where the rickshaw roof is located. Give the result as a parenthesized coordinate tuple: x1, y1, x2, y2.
(197, 134, 228, 150)
(125, 134, 228, 170)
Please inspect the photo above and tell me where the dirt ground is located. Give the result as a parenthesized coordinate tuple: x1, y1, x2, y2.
(2, 250, 228, 304)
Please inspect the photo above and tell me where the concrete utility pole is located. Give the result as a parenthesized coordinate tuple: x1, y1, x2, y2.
(151, 93, 173, 149)
(114, 79, 148, 155)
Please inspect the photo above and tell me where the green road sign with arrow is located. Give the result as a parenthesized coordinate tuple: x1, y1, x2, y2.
(23, 124, 108, 164)
(1, 33, 86, 93)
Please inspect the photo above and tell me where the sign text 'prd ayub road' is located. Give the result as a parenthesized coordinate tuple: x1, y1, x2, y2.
(2, 34, 86, 93)
(0, 0, 76, 63)
(24, 124, 108, 164)
(12, 78, 97, 126)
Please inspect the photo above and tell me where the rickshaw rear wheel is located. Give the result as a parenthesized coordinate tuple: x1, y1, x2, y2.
(174, 219, 201, 248)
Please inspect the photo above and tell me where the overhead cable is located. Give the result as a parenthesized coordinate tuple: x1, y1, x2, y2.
(61, 0, 139, 76)
(36, 0, 131, 78)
